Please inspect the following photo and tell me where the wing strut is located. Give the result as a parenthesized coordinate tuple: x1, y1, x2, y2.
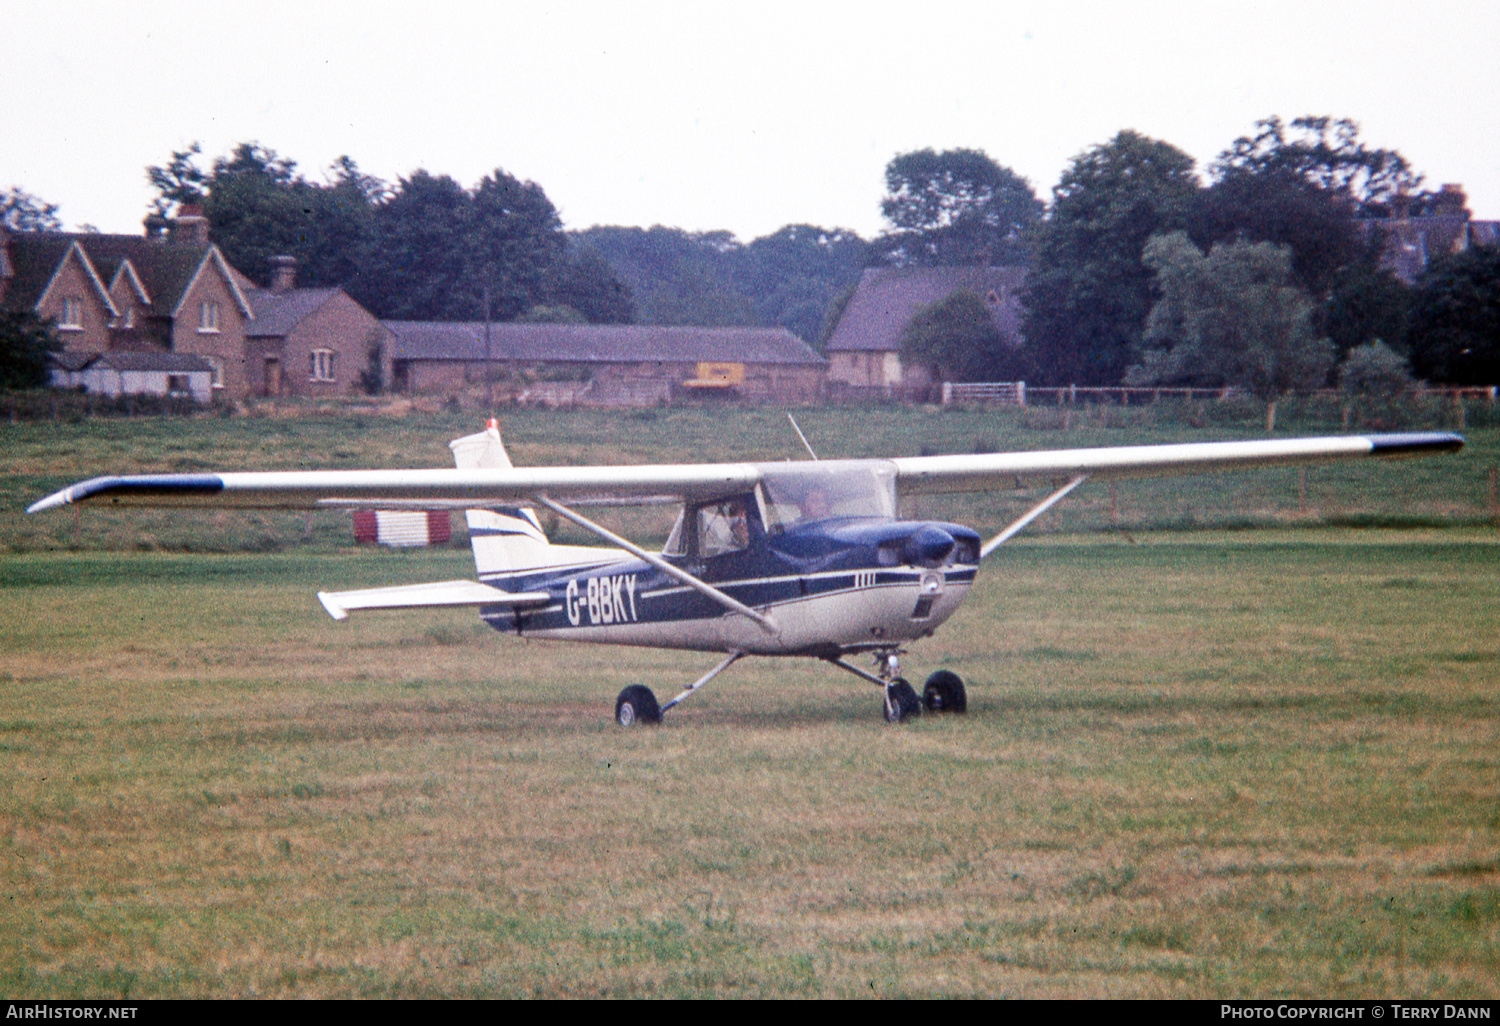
(980, 474, 1090, 557)
(532, 495, 779, 634)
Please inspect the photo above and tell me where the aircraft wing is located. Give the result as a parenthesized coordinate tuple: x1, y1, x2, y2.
(888, 432, 1464, 494)
(27, 432, 1462, 513)
(27, 462, 762, 513)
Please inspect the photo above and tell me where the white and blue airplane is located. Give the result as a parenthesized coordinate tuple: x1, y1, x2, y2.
(28, 422, 1463, 725)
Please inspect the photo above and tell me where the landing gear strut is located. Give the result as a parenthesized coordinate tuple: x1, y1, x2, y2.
(828, 649, 921, 723)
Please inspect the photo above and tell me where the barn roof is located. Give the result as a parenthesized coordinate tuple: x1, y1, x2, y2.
(824, 266, 1026, 354)
(384, 322, 826, 366)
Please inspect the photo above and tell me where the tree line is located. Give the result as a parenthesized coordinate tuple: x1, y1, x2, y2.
(3, 116, 1498, 396)
(886, 119, 1498, 400)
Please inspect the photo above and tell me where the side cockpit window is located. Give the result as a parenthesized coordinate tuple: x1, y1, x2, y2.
(663, 496, 757, 559)
(697, 498, 751, 557)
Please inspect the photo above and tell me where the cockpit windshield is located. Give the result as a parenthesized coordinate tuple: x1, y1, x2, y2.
(758, 461, 897, 533)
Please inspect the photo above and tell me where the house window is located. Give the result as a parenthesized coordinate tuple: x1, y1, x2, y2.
(166, 374, 191, 397)
(59, 297, 83, 330)
(310, 349, 336, 382)
(198, 300, 220, 333)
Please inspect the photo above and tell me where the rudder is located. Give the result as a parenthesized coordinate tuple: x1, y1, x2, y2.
(449, 419, 552, 578)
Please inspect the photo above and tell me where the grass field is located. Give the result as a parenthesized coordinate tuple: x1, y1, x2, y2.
(2, 404, 1497, 997)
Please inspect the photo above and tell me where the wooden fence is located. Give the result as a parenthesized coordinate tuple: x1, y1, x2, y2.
(942, 382, 1499, 407)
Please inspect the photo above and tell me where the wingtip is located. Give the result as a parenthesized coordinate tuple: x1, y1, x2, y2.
(26, 490, 72, 514)
(317, 592, 350, 621)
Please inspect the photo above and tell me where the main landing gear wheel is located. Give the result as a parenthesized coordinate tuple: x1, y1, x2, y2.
(883, 678, 922, 723)
(922, 670, 968, 714)
(615, 684, 661, 726)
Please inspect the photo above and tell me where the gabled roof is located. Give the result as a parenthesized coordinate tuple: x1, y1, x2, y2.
(384, 322, 827, 366)
(1, 232, 252, 322)
(104, 258, 151, 306)
(824, 266, 1026, 354)
(2, 236, 116, 317)
(245, 287, 343, 338)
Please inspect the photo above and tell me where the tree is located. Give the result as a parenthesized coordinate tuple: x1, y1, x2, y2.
(875, 149, 1042, 267)
(1127, 233, 1336, 430)
(547, 247, 636, 324)
(0, 310, 61, 389)
(1339, 340, 1417, 399)
(1406, 245, 1500, 385)
(743, 224, 867, 341)
(1210, 116, 1421, 212)
(1, 187, 63, 232)
(1020, 131, 1201, 386)
(571, 225, 761, 328)
(1190, 168, 1366, 298)
(899, 290, 1018, 382)
(1323, 263, 1412, 358)
(1194, 116, 1423, 344)
(147, 142, 384, 289)
(353, 170, 477, 320)
(145, 143, 209, 216)
(202, 143, 316, 284)
(465, 169, 568, 321)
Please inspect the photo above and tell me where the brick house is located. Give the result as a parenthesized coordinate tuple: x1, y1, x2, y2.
(1, 213, 386, 400)
(245, 256, 391, 398)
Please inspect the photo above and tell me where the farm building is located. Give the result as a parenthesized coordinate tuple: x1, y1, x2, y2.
(1, 219, 387, 401)
(48, 350, 215, 404)
(384, 321, 827, 405)
(823, 266, 1025, 397)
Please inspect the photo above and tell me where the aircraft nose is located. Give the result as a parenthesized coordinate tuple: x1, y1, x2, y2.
(902, 525, 956, 568)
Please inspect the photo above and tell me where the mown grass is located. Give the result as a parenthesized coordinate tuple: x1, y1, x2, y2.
(1, 402, 1497, 997)
(1, 533, 1497, 998)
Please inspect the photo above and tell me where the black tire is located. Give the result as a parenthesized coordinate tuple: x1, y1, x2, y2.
(883, 678, 922, 723)
(615, 684, 661, 726)
(922, 670, 967, 714)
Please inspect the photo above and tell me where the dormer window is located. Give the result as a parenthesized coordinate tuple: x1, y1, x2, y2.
(59, 297, 83, 330)
(198, 300, 221, 333)
(310, 349, 336, 382)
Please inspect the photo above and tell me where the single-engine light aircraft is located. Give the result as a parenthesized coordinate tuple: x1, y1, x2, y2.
(29, 423, 1462, 725)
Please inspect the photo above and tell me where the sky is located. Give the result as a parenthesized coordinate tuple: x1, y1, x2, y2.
(4, 0, 1498, 242)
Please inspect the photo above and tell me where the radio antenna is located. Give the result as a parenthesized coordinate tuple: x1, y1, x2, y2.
(787, 413, 819, 460)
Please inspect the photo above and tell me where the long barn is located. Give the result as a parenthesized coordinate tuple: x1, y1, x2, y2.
(384, 321, 827, 405)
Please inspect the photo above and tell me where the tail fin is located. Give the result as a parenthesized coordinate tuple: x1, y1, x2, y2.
(449, 419, 552, 579)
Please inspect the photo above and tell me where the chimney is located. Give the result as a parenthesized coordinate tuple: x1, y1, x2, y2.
(1432, 184, 1470, 219)
(169, 203, 210, 245)
(269, 255, 297, 294)
(143, 214, 169, 242)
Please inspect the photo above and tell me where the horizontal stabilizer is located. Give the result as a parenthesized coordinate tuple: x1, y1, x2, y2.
(317, 579, 550, 621)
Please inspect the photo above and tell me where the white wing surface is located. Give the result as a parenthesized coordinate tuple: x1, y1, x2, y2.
(890, 432, 1463, 494)
(27, 432, 1463, 512)
(28, 462, 762, 512)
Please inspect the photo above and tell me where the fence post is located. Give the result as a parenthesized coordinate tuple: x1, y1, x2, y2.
(1017, 381, 1026, 406)
(941, 381, 952, 406)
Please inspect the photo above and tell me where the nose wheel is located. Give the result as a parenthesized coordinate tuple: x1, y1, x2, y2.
(827, 650, 966, 723)
(921, 670, 968, 714)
